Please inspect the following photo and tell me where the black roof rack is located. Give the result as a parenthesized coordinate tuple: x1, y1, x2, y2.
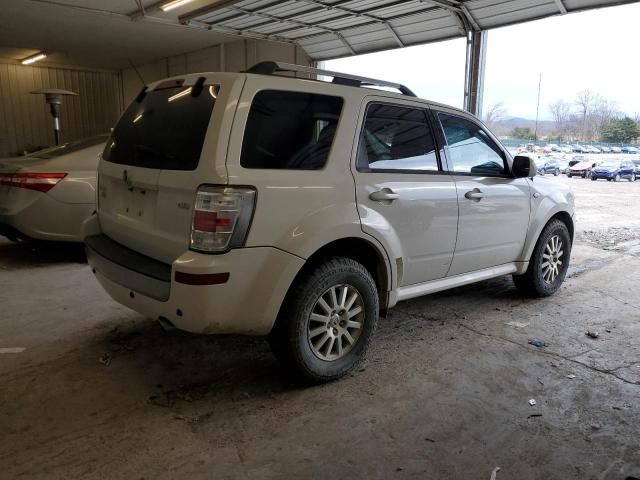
(246, 61, 416, 97)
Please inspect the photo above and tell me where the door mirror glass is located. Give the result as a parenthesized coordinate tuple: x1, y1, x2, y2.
(512, 155, 536, 178)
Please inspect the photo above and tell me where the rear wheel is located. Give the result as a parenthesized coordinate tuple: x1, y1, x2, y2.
(629, 173, 636, 182)
(269, 257, 379, 383)
(591, 176, 597, 181)
(554, 169, 559, 176)
(513, 219, 571, 297)
(614, 173, 620, 182)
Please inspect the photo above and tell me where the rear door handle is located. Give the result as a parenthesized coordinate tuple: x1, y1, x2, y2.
(464, 188, 485, 201)
(369, 188, 399, 202)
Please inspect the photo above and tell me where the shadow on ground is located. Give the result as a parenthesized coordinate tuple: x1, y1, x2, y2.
(0, 238, 86, 268)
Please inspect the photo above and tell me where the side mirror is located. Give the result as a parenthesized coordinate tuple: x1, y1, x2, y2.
(512, 155, 536, 178)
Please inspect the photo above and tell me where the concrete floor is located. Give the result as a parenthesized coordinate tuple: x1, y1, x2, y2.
(1, 175, 639, 479)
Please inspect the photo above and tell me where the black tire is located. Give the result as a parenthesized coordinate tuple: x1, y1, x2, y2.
(629, 174, 635, 182)
(554, 169, 559, 176)
(269, 257, 379, 383)
(591, 176, 597, 181)
(513, 219, 571, 297)
(614, 174, 620, 182)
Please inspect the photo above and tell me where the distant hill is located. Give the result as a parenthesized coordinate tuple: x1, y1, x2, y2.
(489, 117, 556, 137)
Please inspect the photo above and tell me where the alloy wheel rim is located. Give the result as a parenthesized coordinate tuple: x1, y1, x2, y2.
(307, 284, 365, 361)
(541, 235, 564, 284)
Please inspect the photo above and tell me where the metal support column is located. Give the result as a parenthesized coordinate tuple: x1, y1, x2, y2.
(463, 30, 487, 117)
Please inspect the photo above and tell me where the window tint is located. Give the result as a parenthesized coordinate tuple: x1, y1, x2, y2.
(438, 113, 507, 176)
(358, 104, 438, 171)
(103, 83, 218, 170)
(240, 90, 343, 170)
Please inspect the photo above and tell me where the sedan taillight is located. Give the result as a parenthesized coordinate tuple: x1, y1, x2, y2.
(0, 172, 67, 193)
(190, 186, 256, 253)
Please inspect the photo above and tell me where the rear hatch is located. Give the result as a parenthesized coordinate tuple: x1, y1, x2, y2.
(97, 74, 241, 263)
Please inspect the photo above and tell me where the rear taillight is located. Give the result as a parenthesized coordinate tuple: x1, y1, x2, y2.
(0, 173, 67, 193)
(190, 186, 256, 253)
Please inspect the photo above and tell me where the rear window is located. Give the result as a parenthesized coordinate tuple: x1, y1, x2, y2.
(240, 90, 343, 170)
(103, 83, 218, 170)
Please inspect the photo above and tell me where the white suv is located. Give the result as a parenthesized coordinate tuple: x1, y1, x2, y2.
(84, 62, 575, 382)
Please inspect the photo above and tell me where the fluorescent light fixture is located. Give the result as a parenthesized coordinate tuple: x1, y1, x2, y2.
(168, 87, 192, 102)
(21, 52, 47, 65)
(160, 0, 195, 11)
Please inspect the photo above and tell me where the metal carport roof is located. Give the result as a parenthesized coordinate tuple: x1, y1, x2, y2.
(180, 0, 640, 60)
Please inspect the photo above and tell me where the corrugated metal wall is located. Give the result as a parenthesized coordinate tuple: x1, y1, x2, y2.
(0, 38, 306, 158)
(0, 62, 122, 157)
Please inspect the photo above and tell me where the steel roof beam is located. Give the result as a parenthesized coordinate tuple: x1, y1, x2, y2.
(215, 5, 359, 54)
(553, 0, 569, 14)
(302, 0, 405, 47)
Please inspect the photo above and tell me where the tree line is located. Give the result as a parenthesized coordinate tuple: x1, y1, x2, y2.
(549, 90, 639, 143)
(483, 91, 640, 143)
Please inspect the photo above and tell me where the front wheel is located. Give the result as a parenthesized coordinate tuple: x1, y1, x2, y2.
(269, 257, 379, 383)
(591, 176, 597, 181)
(614, 174, 620, 182)
(554, 169, 559, 176)
(629, 173, 636, 182)
(513, 219, 571, 297)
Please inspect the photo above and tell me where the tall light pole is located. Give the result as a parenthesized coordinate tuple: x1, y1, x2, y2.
(533, 73, 542, 146)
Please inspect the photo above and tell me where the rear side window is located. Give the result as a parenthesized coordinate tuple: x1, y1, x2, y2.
(357, 103, 438, 172)
(103, 83, 218, 170)
(438, 113, 507, 176)
(240, 90, 343, 170)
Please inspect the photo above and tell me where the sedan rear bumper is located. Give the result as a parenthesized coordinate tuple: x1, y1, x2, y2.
(0, 194, 94, 242)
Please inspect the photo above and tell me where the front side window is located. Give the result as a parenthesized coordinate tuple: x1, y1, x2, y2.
(438, 113, 507, 176)
(357, 103, 438, 172)
(240, 90, 343, 170)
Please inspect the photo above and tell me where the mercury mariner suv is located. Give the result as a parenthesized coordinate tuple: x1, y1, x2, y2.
(84, 62, 575, 382)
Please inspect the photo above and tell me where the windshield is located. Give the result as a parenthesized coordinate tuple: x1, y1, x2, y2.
(599, 161, 619, 168)
(30, 134, 109, 159)
(103, 84, 218, 170)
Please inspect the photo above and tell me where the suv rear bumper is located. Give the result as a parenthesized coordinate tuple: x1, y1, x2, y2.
(86, 233, 305, 335)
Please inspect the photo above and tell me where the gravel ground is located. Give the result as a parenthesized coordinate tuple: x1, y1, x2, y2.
(0, 174, 639, 479)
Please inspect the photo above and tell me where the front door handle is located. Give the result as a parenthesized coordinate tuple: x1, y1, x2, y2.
(369, 188, 399, 202)
(464, 188, 485, 201)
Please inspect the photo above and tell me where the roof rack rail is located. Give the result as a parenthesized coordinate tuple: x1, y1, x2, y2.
(246, 61, 416, 97)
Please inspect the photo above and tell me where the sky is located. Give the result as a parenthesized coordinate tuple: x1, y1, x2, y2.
(325, 2, 640, 121)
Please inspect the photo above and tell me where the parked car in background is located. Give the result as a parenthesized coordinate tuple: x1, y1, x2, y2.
(0, 134, 107, 242)
(586, 145, 601, 154)
(590, 160, 636, 182)
(538, 159, 561, 176)
(611, 147, 622, 153)
(572, 145, 589, 153)
(82, 62, 575, 382)
(567, 160, 595, 178)
(558, 159, 569, 174)
(621, 146, 640, 154)
(599, 146, 611, 153)
(632, 159, 640, 176)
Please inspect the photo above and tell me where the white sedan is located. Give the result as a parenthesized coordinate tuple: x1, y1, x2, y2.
(0, 135, 107, 242)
